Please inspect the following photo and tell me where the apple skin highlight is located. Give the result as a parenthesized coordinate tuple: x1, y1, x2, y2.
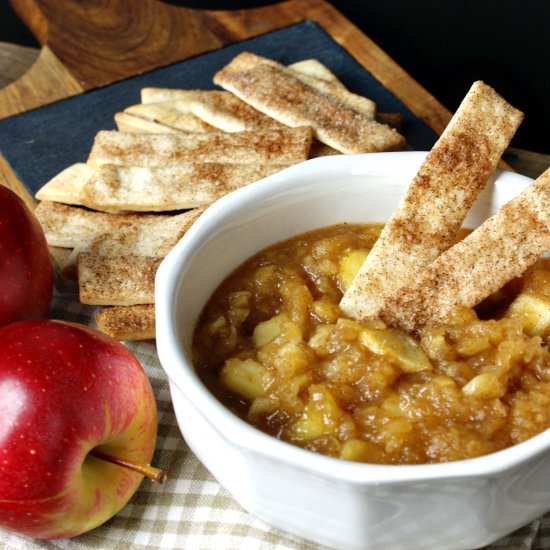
(0, 186, 53, 328)
(0, 320, 158, 539)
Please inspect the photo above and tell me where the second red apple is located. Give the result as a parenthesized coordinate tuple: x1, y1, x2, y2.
(0, 185, 53, 327)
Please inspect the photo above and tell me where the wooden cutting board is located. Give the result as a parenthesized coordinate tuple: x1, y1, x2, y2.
(0, 0, 452, 205)
(0, 0, 451, 125)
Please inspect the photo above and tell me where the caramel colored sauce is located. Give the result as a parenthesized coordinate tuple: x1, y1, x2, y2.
(193, 224, 550, 464)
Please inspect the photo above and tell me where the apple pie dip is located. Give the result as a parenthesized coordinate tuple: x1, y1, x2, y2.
(192, 223, 550, 465)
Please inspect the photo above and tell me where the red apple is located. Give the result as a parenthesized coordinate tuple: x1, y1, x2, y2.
(0, 319, 159, 539)
(0, 185, 53, 327)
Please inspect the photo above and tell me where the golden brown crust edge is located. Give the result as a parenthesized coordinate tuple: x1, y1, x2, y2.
(95, 304, 156, 341)
(381, 168, 550, 333)
(213, 52, 404, 154)
(87, 127, 313, 167)
(340, 81, 524, 322)
(78, 254, 162, 306)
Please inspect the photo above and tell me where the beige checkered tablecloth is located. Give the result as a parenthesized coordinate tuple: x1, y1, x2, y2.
(1, 287, 548, 550)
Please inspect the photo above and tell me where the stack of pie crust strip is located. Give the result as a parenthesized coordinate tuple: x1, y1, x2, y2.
(36, 54, 548, 342)
(34, 53, 408, 340)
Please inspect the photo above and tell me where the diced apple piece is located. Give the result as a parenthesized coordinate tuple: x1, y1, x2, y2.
(290, 409, 326, 441)
(311, 300, 340, 323)
(379, 417, 414, 453)
(278, 320, 303, 343)
(232, 308, 250, 326)
(381, 394, 406, 417)
(455, 335, 491, 356)
(339, 249, 368, 291)
(289, 384, 344, 441)
(273, 342, 312, 377)
(431, 375, 457, 388)
(208, 315, 226, 334)
(220, 358, 272, 400)
(280, 281, 313, 330)
(361, 318, 388, 330)
(340, 439, 385, 463)
(504, 292, 550, 337)
(462, 372, 504, 399)
(308, 324, 334, 357)
(445, 306, 479, 326)
(285, 372, 313, 400)
(420, 328, 452, 361)
(522, 262, 550, 294)
(247, 396, 278, 424)
(253, 314, 287, 347)
(248, 396, 274, 416)
(335, 317, 362, 342)
(227, 291, 252, 326)
(253, 314, 304, 348)
(359, 328, 432, 373)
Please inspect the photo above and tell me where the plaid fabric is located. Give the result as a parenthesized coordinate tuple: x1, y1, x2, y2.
(0, 287, 547, 550)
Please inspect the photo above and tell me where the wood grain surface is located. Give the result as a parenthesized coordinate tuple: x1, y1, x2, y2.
(0, 41, 38, 88)
(0, 0, 451, 132)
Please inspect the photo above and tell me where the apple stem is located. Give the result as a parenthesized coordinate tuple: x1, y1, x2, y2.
(89, 448, 167, 484)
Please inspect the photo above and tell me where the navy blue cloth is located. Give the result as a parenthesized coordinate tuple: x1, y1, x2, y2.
(0, 21, 437, 196)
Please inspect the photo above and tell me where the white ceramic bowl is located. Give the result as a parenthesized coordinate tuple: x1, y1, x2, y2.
(155, 152, 549, 550)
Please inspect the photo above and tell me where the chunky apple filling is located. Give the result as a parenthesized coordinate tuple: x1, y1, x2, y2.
(192, 224, 550, 464)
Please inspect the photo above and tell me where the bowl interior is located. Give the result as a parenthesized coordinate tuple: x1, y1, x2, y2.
(156, 151, 540, 481)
